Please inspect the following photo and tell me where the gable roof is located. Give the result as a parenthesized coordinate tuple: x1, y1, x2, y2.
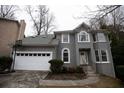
(74, 22, 90, 30)
(54, 30, 73, 34)
(54, 22, 109, 34)
(54, 22, 91, 34)
(17, 34, 59, 46)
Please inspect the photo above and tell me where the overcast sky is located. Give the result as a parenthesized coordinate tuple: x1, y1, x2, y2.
(15, 5, 97, 36)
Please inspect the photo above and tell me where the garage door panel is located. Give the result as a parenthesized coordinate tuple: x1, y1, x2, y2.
(14, 51, 52, 70)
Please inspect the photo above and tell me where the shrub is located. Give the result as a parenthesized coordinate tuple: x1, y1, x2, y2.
(0, 56, 12, 71)
(61, 66, 68, 73)
(66, 67, 76, 73)
(76, 66, 85, 73)
(48, 59, 64, 73)
(61, 66, 85, 73)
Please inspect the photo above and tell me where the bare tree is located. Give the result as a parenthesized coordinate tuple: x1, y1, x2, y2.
(0, 5, 17, 20)
(85, 5, 123, 30)
(26, 5, 55, 35)
(95, 5, 121, 20)
(86, 5, 124, 40)
(110, 6, 124, 32)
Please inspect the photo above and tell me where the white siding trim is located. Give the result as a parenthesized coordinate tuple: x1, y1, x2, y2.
(61, 33, 70, 43)
(61, 48, 70, 63)
(16, 51, 52, 54)
(96, 62, 110, 63)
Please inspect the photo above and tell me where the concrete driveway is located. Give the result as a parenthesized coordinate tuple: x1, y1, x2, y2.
(0, 71, 48, 88)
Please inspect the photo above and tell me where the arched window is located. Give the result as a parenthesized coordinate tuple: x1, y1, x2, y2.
(78, 31, 90, 42)
(62, 48, 70, 63)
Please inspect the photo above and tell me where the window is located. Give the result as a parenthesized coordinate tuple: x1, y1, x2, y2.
(21, 53, 24, 56)
(78, 31, 90, 42)
(62, 48, 70, 63)
(25, 53, 28, 56)
(95, 49, 109, 63)
(16, 52, 52, 57)
(16, 53, 20, 56)
(42, 53, 46, 56)
(62, 34, 69, 43)
(38, 53, 41, 56)
(33, 53, 37, 56)
(29, 53, 33, 56)
(101, 50, 108, 61)
(95, 50, 100, 62)
(46, 53, 50, 56)
(97, 33, 106, 42)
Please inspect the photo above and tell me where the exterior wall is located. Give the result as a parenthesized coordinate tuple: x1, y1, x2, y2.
(0, 20, 19, 56)
(55, 29, 115, 77)
(16, 46, 57, 59)
(55, 31, 96, 69)
(75, 32, 96, 71)
(94, 41, 115, 77)
(55, 33, 77, 67)
(17, 20, 26, 40)
(0, 19, 26, 57)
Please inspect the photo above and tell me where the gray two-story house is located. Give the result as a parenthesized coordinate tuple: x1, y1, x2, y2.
(13, 23, 115, 77)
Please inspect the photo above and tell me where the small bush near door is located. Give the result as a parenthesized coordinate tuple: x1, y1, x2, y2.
(48, 59, 64, 73)
(0, 56, 12, 72)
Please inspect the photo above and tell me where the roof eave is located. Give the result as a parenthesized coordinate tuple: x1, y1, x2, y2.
(21, 44, 58, 47)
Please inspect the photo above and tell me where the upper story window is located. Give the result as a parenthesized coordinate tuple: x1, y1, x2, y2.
(78, 31, 90, 42)
(62, 48, 70, 63)
(97, 33, 106, 42)
(62, 34, 70, 43)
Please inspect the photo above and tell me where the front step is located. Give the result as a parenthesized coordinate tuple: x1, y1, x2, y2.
(80, 65, 97, 77)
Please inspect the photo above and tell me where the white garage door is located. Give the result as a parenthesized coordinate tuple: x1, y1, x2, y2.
(14, 51, 52, 70)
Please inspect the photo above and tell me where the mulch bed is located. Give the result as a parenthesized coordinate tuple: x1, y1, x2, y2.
(44, 72, 86, 80)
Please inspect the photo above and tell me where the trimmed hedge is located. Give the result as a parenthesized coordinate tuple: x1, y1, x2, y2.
(48, 59, 64, 73)
(0, 56, 12, 71)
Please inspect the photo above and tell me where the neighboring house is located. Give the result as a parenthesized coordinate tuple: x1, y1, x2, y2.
(13, 23, 115, 77)
(0, 18, 26, 57)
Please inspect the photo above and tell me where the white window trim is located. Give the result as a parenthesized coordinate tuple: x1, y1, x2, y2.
(61, 48, 70, 63)
(61, 33, 70, 43)
(95, 49, 100, 62)
(96, 61, 110, 63)
(77, 31, 90, 42)
(100, 50, 109, 63)
(95, 49, 110, 63)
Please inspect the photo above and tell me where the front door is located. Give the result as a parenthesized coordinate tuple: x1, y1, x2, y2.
(80, 51, 88, 65)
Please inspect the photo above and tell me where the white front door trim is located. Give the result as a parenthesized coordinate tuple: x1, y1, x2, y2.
(80, 51, 88, 65)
